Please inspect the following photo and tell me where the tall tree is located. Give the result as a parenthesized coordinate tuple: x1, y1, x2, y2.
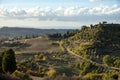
(2, 49, 17, 73)
(0, 52, 4, 73)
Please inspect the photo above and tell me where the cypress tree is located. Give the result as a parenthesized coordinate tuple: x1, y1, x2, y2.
(2, 49, 17, 73)
(0, 52, 5, 73)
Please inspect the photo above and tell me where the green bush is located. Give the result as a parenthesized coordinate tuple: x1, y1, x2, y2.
(84, 73, 103, 80)
(103, 55, 112, 65)
(12, 70, 32, 80)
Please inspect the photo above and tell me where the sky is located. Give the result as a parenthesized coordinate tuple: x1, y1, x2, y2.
(0, 0, 120, 29)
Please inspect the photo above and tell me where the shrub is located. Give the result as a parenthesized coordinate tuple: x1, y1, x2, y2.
(103, 55, 112, 65)
(12, 70, 32, 80)
(84, 73, 103, 80)
(110, 74, 118, 80)
(46, 68, 57, 77)
(103, 73, 119, 80)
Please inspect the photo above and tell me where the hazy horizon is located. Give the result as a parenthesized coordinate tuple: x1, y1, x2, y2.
(0, 0, 120, 29)
(0, 26, 78, 29)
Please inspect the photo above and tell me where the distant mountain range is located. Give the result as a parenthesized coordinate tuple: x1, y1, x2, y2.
(0, 27, 74, 39)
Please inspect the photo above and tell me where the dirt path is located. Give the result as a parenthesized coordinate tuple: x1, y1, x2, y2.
(66, 48, 120, 71)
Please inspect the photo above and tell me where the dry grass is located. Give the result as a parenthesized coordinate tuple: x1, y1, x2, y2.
(15, 36, 62, 54)
(0, 36, 62, 54)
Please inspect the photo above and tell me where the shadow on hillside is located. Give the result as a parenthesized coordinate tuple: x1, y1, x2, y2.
(0, 41, 31, 48)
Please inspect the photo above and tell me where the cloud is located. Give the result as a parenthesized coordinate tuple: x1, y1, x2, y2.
(89, 0, 102, 2)
(0, 4, 120, 22)
(89, 0, 120, 2)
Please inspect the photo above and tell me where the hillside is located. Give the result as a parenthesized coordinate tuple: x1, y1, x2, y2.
(0, 27, 73, 39)
(61, 22, 120, 78)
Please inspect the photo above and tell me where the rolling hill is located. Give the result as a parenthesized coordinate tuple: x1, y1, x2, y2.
(0, 27, 73, 39)
(61, 22, 120, 78)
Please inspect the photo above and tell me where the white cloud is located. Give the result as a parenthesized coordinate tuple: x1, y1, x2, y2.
(0, 4, 120, 22)
(10, 7, 27, 17)
(89, 0, 102, 2)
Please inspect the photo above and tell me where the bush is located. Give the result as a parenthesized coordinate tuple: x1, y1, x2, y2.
(46, 68, 57, 77)
(103, 73, 119, 80)
(103, 55, 112, 65)
(12, 70, 24, 78)
(12, 70, 32, 80)
(84, 73, 103, 80)
(110, 74, 118, 80)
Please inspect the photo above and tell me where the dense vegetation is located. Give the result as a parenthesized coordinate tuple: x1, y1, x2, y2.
(47, 30, 76, 40)
(61, 22, 120, 79)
